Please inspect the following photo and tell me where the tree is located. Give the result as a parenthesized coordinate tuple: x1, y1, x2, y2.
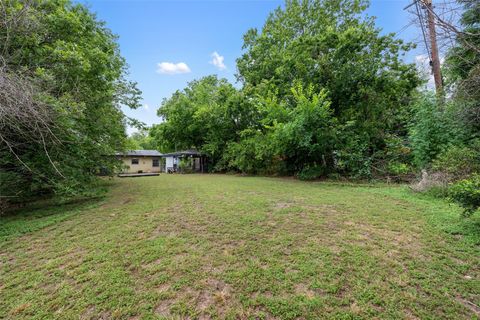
(408, 93, 468, 168)
(236, 0, 420, 177)
(237, 0, 419, 135)
(152, 0, 421, 178)
(220, 83, 337, 176)
(272, 84, 338, 175)
(0, 0, 141, 205)
(126, 130, 158, 150)
(154, 75, 257, 165)
(445, 0, 480, 133)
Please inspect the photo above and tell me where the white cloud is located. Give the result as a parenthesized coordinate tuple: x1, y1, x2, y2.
(210, 51, 226, 70)
(143, 104, 149, 110)
(156, 62, 191, 75)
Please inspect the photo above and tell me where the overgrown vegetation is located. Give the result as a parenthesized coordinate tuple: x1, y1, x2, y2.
(0, 0, 140, 208)
(149, 0, 479, 216)
(1, 0, 477, 215)
(153, 0, 420, 180)
(449, 174, 480, 217)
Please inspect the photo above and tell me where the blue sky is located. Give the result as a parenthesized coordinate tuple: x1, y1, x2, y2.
(79, 0, 424, 134)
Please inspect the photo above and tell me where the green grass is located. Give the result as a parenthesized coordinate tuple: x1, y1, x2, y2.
(1, 175, 479, 319)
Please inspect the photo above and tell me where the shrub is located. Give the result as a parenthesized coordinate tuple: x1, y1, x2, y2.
(334, 134, 373, 179)
(387, 162, 411, 176)
(449, 174, 480, 217)
(178, 158, 194, 173)
(411, 143, 480, 196)
(297, 165, 326, 181)
(409, 94, 467, 168)
(219, 131, 281, 175)
(432, 143, 480, 181)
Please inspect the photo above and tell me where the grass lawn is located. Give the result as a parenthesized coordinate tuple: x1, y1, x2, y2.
(1, 175, 479, 319)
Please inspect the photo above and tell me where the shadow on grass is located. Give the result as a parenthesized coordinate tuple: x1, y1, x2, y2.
(0, 181, 114, 242)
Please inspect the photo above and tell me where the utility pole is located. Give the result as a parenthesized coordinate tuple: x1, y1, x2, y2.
(423, 0, 443, 95)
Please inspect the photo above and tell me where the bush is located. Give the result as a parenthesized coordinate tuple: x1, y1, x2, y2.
(411, 143, 480, 196)
(297, 165, 326, 181)
(449, 174, 480, 217)
(219, 131, 281, 175)
(432, 143, 480, 181)
(387, 162, 411, 176)
(178, 158, 194, 173)
(334, 133, 372, 179)
(409, 94, 468, 168)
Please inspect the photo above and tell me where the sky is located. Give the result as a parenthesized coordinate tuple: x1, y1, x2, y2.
(78, 0, 426, 134)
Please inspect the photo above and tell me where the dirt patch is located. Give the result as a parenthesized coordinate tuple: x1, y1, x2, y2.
(206, 279, 231, 295)
(294, 283, 316, 299)
(155, 283, 170, 293)
(80, 305, 102, 320)
(404, 309, 420, 320)
(197, 279, 233, 316)
(350, 301, 362, 314)
(155, 298, 173, 317)
(10, 303, 31, 316)
(456, 297, 480, 317)
(197, 290, 215, 311)
(273, 202, 294, 210)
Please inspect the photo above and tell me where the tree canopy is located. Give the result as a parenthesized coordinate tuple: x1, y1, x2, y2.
(1, 0, 140, 204)
(154, 0, 421, 179)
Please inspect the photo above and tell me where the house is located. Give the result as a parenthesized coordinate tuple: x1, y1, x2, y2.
(116, 150, 163, 174)
(163, 150, 207, 173)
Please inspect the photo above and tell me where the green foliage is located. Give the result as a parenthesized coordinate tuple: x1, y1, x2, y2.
(297, 164, 326, 181)
(153, 0, 419, 179)
(444, 1, 480, 132)
(388, 162, 410, 176)
(153, 75, 256, 164)
(0, 0, 140, 205)
(178, 158, 194, 173)
(237, 0, 419, 140)
(334, 131, 373, 178)
(273, 84, 337, 174)
(220, 131, 280, 174)
(449, 174, 480, 217)
(432, 143, 480, 180)
(409, 94, 468, 168)
(379, 134, 414, 177)
(126, 130, 158, 150)
(218, 83, 337, 176)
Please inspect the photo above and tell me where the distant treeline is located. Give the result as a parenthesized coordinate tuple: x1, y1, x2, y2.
(140, 1, 478, 179)
(134, 0, 478, 214)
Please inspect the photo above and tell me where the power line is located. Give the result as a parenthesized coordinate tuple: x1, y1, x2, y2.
(414, 0, 432, 60)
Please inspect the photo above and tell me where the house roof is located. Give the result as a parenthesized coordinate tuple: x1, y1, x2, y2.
(162, 149, 203, 157)
(116, 150, 163, 157)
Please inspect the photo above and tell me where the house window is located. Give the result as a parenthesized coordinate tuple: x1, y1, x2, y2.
(131, 158, 139, 165)
(152, 159, 159, 167)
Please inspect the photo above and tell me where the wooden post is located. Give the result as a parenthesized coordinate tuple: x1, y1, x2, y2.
(423, 0, 443, 95)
